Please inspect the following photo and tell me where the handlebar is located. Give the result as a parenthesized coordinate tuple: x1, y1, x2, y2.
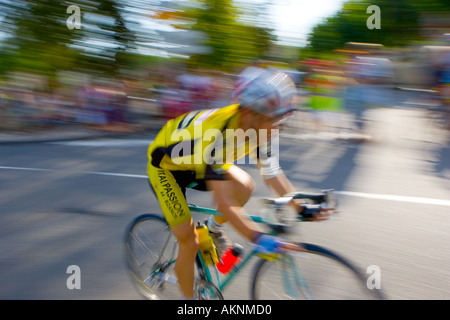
(261, 189, 337, 232)
(262, 189, 337, 208)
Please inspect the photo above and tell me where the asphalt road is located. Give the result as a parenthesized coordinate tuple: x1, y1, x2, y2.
(1, 107, 449, 300)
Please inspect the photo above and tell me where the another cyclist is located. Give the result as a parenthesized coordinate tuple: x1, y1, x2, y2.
(147, 68, 333, 299)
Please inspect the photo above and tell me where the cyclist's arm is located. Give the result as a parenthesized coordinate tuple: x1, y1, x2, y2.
(257, 145, 334, 220)
(262, 170, 334, 220)
(261, 171, 306, 212)
(256, 142, 305, 211)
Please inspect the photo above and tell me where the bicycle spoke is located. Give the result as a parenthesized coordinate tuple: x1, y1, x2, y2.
(125, 214, 181, 300)
(280, 256, 301, 299)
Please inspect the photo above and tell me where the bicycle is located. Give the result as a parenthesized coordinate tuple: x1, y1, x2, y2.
(124, 190, 385, 300)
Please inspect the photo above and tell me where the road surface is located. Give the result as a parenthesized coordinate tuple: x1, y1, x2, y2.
(1, 107, 449, 300)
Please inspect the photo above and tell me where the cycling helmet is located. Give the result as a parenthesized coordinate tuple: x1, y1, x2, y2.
(233, 68, 297, 119)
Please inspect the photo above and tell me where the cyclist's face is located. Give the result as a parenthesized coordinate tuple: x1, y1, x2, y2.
(249, 112, 279, 136)
(258, 114, 278, 131)
(240, 107, 287, 135)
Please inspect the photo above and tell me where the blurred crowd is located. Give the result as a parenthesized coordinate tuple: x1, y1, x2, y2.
(0, 67, 236, 133)
(0, 82, 130, 133)
(301, 44, 450, 136)
(149, 68, 235, 120)
(1, 44, 450, 136)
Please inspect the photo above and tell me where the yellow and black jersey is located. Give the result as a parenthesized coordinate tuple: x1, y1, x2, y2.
(147, 104, 282, 181)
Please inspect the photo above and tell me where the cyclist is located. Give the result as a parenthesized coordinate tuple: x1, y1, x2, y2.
(147, 68, 333, 299)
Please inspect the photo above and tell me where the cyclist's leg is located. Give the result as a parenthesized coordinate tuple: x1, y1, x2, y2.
(216, 164, 254, 226)
(170, 220, 198, 299)
(147, 165, 199, 299)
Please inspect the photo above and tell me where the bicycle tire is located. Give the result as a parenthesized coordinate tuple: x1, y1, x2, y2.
(250, 242, 385, 300)
(124, 214, 181, 300)
(195, 279, 224, 300)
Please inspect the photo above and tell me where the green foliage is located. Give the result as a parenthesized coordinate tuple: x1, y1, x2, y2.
(185, 0, 275, 70)
(305, 0, 450, 55)
(0, 0, 136, 80)
(306, 0, 422, 53)
(0, 0, 275, 80)
(3, 0, 447, 84)
(0, 1, 77, 75)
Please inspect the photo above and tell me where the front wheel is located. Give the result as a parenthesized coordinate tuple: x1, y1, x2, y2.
(250, 243, 385, 300)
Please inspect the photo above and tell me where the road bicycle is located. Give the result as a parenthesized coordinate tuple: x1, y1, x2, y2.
(124, 190, 385, 300)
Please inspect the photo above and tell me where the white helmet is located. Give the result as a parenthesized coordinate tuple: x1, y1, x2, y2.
(233, 68, 297, 119)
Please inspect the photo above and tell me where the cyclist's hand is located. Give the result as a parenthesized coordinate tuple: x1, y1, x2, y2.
(297, 203, 335, 221)
(255, 234, 283, 254)
(255, 234, 306, 253)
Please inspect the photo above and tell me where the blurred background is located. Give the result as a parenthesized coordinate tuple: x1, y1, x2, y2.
(0, 0, 449, 136)
(1, 0, 450, 301)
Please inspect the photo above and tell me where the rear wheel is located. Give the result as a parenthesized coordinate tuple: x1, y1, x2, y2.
(195, 279, 224, 300)
(251, 243, 385, 300)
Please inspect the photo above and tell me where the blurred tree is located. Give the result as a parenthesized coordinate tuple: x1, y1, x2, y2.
(75, 0, 136, 77)
(409, 0, 450, 11)
(305, 0, 424, 54)
(182, 0, 275, 70)
(0, 0, 81, 86)
(0, 0, 136, 86)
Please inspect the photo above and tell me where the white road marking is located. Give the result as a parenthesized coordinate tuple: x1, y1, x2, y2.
(1, 165, 449, 207)
(0, 166, 147, 179)
(336, 191, 450, 207)
(49, 139, 152, 147)
(84, 171, 147, 179)
(0, 166, 52, 172)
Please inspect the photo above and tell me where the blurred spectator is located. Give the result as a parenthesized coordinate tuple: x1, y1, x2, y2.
(344, 47, 394, 138)
(357, 50, 394, 106)
(76, 82, 129, 132)
(158, 68, 232, 120)
(436, 50, 450, 130)
(344, 53, 370, 135)
(304, 59, 345, 134)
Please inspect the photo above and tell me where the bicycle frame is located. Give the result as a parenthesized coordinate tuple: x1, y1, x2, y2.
(188, 203, 286, 294)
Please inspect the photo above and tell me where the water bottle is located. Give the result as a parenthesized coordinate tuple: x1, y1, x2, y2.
(217, 244, 243, 274)
(196, 223, 219, 266)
